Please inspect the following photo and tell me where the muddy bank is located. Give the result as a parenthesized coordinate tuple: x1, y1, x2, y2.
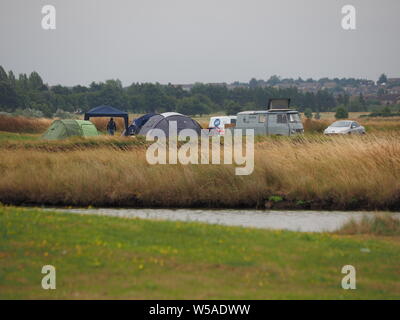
(2, 196, 400, 212)
(45, 207, 396, 232)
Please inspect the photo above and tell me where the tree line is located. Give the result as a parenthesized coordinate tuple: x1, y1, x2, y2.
(248, 74, 376, 87)
(0, 66, 375, 118)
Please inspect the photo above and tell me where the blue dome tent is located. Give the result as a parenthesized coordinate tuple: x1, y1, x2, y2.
(138, 112, 202, 137)
(84, 105, 129, 135)
(126, 113, 157, 135)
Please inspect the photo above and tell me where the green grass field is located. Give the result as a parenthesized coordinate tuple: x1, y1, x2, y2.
(0, 206, 399, 299)
(0, 131, 39, 141)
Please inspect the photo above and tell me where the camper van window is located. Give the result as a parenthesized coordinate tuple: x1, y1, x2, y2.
(259, 114, 266, 123)
(231, 119, 237, 125)
(277, 114, 288, 124)
(289, 113, 301, 123)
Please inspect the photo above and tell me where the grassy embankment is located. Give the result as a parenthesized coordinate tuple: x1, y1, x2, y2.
(0, 114, 399, 209)
(0, 206, 399, 299)
(0, 115, 51, 134)
(0, 115, 128, 136)
(337, 214, 400, 236)
(1, 133, 400, 210)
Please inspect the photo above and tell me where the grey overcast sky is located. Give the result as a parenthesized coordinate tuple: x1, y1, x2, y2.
(0, 0, 399, 86)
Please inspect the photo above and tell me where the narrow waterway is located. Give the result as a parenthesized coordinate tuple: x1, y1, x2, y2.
(46, 207, 400, 232)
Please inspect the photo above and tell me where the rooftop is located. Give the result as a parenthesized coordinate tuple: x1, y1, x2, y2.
(238, 109, 297, 115)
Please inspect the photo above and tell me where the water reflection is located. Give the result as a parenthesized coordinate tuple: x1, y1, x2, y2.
(47, 208, 400, 232)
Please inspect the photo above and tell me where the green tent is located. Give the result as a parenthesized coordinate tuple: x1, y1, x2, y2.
(42, 120, 99, 140)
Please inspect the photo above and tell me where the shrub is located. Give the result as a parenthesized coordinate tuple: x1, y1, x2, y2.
(335, 107, 348, 119)
(303, 118, 330, 133)
(13, 108, 44, 118)
(268, 195, 283, 203)
(53, 109, 79, 119)
(304, 108, 313, 119)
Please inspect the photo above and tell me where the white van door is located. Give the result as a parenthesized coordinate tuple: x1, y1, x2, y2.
(267, 114, 290, 136)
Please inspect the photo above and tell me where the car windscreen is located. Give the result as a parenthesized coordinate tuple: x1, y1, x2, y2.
(288, 113, 301, 123)
(331, 121, 351, 127)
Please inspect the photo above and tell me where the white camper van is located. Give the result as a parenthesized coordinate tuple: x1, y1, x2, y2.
(229, 99, 304, 136)
(208, 116, 237, 136)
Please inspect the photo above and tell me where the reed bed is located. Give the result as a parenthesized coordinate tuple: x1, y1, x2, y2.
(336, 213, 400, 236)
(1, 134, 399, 210)
(0, 115, 52, 133)
(0, 135, 149, 151)
(302, 119, 330, 133)
(0, 115, 127, 135)
(90, 117, 126, 133)
(302, 117, 400, 133)
(359, 117, 400, 132)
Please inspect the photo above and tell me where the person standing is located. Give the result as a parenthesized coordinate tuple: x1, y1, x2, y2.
(107, 118, 117, 135)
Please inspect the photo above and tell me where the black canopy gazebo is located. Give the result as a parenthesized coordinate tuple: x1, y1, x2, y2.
(84, 105, 129, 135)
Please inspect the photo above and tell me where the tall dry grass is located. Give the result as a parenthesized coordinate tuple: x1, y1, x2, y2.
(0, 115, 52, 133)
(336, 214, 400, 236)
(90, 117, 126, 133)
(0, 135, 148, 151)
(302, 119, 330, 133)
(0, 134, 400, 209)
(359, 117, 400, 133)
(0, 115, 127, 135)
(302, 117, 400, 134)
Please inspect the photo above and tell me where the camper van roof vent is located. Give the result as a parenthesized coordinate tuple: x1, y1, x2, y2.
(268, 98, 291, 110)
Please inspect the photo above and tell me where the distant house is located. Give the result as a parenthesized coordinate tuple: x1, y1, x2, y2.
(207, 82, 227, 87)
(173, 84, 194, 92)
(297, 82, 321, 93)
(227, 83, 248, 90)
(378, 94, 400, 105)
(388, 86, 400, 95)
(273, 83, 295, 89)
(387, 78, 400, 85)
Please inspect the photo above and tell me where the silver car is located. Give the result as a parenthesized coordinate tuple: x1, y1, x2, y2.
(324, 120, 366, 135)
